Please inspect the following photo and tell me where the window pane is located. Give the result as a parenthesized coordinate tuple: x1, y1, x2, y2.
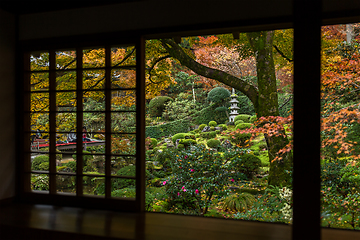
(56, 112, 76, 132)
(56, 175, 76, 194)
(31, 113, 49, 132)
(83, 175, 105, 197)
(111, 90, 136, 111)
(111, 156, 136, 176)
(31, 92, 49, 112)
(56, 50, 76, 70)
(83, 112, 105, 135)
(56, 92, 77, 111)
(30, 52, 49, 71)
(111, 178, 136, 199)
(31, 72, 49, 91)
(111, 46, 136, 67)
(83, 48, 105, 68)
(83, 70, 105, 90)
(111, 69, 136, 89)
(111, 112, 136, 133)
(56, 71, 76, 90)
(83, 93, 105, 111)
(111, 134, 136, 155)
(31, 173, 49, 192)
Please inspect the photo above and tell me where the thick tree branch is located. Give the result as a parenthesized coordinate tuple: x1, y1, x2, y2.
(161, 39, 259, 109)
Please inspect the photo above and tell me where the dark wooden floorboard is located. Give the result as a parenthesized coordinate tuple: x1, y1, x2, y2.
(0, 204, 359, 240)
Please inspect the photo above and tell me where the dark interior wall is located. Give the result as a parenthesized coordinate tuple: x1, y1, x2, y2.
(18, 0, 293, 41)
(0, 8, 16, 201)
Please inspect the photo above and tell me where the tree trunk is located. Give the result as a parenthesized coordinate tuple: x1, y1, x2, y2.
(247, 31, 292, 186)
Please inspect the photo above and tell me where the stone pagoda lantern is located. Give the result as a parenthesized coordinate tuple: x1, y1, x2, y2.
(229, 88, 239, 122)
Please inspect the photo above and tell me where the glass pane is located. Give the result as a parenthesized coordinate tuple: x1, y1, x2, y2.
(30, 134, 49, 154)
(56, 112, 76, 132)
(111, 134, 136, 155)
(83, 93, 105, 111)
(92, 155, 105, 174)
(83, 48, 105, 68)
(111, 46, 136, 67)
(56, 71, 76, 90)
(31, 72, 49, 91)
(31, 113, 49, 132)
(31, 173, 49, 191)
(111, 112, 136, 133)
(83, 70, 105, 90)
(57, 158, 76, 173)
(83, 112, 105, 135)
(111, 178, 136, 199)
(83, 175, 105, 197)
(56, 92, 77, 111)
(30, 52, 49, 71)
(111, 69, 136, 89)
(31, 154, 49, 171)
(111, 90, 136, 111)
(56, 175, 76, 194)
(31, 92, 49, 112)
(111, 156, 136, 176)
(56, 50, 76, 70)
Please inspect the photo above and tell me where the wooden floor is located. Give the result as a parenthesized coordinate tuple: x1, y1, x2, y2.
(0, 204, 359, 240)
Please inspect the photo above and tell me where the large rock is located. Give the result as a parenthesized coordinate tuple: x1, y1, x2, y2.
(202, 126, 211, 132)
(222, 139, 232, 148)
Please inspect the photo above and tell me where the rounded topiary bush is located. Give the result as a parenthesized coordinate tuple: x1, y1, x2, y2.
(207, 87, 231, 104)
(234, 114, 252, 123)
(207, 139, 221, 148)
(171, 133, 186, 143)
(249, 115, 257, 123)
(32, 155, 49, 170)
(235, 120, 244, 125)
(150, 138, 158, 148)
(208, 121, 217, 127)
(179, 139, 197, 146)
(149, 96, 173, 117)
(231, 154, 261, 178)
(236, 123, 253, 130)
(218, 124, 227, 130)
(200, 131, 217, 139)
(198, 124, 207, 131)
(210, 126, 215, 131)
(230, 132, 251, 146)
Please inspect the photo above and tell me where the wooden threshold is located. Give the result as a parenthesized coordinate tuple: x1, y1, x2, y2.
(0, 204, 359, 240)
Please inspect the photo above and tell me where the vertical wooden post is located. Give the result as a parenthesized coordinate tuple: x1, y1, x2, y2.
(136, 36, 146, 212)
(49, 50, 57, 194)
(293, 1, 321, 239)
(76, 48, 84, 196)
(105, 46, 112, 198)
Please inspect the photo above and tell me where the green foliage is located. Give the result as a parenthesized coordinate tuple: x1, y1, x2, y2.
(192, 104, 228, 125)
(206, 139, 221, 148)
(221, 192, 256, 212)
(150, 138, 158, 148)
(113, 165, 136, 189)
(149, 96, 173, 117)
(207, 87, 230, 104)
(38, 162, 49, 171)
(164, 145, 246, 215)
(198, 124, 206, 131)
(172, 133, 186, 143)
(32, 155, 49, 171)
(162, 98, 200, 121)
(31, 174, 49, 191)
(218, 124, 227, 130)
(179, 139, 197, 146)
(234, 114, 252, 123)
(208, 121, 217, 127)
(234, 120, 244, 125)
(249, 115, 257, 123)
(112, 188, 154, 211)
(230, 132, 251, 146)
(231, 153, 261, 178)
(200, 131, 217, 139)
(236, 91, 256, 115)
(72, 151, 96, 172)
(236, 123, 252, 130)
(146, 118, 191, 139)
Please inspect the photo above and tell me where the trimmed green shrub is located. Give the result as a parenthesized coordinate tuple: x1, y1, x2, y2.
(114, 165, 136, 188)
(38, 162, 49, 171)
(146, 118, 191, 139)
(150, 138, 158, 148)
(171, 133, 186, 143)
(195, 133, 200, 138)
(179, 139, 197, 146)
(198, 124, 206, 131)
(236, 123, 253, 130)
(149, 96, 173, 117)
(162, 98, 200, 121)
(235, 120, 244, 125)
(207, 139, 221, 148)
(218, 124, 227, 130)
(221, 192, 256, 212)
(231, 154, 261, 178)
(200, 131, 217, 139)
(210, 126, 215, 131)
(208, 121, 217, 127)
(234, 114, 252, 123)
(32, 155, 49, 170)
(215, 130, 220, 134)
(249, 115, 257, 123)
(177, 144, 185, 149)
(207, 87, 231, 104)
(72, 151, 96, 172)
(230, 132, 252, 146)
(193, 104, 228, 126)
(193, 129, 199, 133)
